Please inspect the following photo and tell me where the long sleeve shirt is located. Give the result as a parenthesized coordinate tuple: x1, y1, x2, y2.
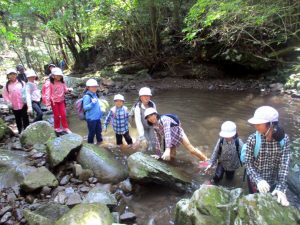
(82, 91, 102, 121)
(25, 82, 41, 110)
(209, 138, 243, 171)
(42, 79, 51, 106)
(134, 100, 156, 138)
(2, 80, 25, 110)
(245, 133, 291, 193)
(49, 81, 68, 103)
(104, 106, 129, 134)
(153, 115, 184, 155)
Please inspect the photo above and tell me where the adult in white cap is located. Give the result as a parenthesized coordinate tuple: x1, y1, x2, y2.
(205, 121, 243, 184)
(25, 69, 43, 121)
(104, 94, 133, 147)
(144, 108, 207, 161)
(3, 68, 29, 134)
(245, 106, 290, 206)
(133, 87, 157, 150)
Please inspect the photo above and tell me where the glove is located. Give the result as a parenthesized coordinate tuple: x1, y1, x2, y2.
(272, 190, 290, 206)
(161, 148, 171, 161)
(91, 98, 98, 104)
(257, 180, 270, 193)
(151, 155, 160, 160)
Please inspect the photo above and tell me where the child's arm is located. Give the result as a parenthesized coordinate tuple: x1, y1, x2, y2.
(82, 94, 95, 112)
(25, 84, 33, 113)
(209, 138, 221, 166)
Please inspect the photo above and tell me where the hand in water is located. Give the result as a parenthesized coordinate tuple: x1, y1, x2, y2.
(272, 190, 289, 206)
(161, 148, 171, 161)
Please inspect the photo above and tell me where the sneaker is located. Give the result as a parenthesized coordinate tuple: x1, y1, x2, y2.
(55, 128, 63, 132)
(64, 128, 72, 134)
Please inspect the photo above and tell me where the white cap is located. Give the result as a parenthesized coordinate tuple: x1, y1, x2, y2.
(25, 69, 37, 78)
(248, 106, 279, 124)
(51, 67, 63, 76)
(114, 94, 125, 101)
(6, 68, 17, 75)
(86, 79, 99, 87)
(219, 121, 236, 138)
(144, 107, 157, 119)
(139, 87, 152, 96)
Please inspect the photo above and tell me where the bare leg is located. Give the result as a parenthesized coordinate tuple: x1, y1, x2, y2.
(181, 133, 207, 161)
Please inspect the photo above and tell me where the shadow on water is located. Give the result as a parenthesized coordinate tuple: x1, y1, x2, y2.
(68, 89, 300, 225)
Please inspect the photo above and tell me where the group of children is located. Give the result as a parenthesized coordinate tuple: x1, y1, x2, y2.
(2, 66, 291, 207)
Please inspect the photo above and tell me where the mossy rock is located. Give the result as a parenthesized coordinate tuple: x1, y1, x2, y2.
(0, 118, 12, 140)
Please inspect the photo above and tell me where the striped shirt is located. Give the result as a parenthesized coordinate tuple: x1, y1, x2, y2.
(245, 133, 291, 193)
(104, 106, 129, 134)
(153, 115, 184, 156)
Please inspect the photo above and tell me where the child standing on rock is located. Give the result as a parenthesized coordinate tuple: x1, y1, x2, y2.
(49, 68, 73, 134)
(82, 79, 103, 144)
(104, 94, 133, 148)
(205, 121, 243, 184)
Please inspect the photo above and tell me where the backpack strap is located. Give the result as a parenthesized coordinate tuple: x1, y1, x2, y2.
(218, 138, 224, 156)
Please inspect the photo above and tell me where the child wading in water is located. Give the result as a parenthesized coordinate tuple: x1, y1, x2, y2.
(3, 69, 29, 134)
(104, 94, 133, 148)
(82, 79, 103, 144)
(144, 108, 207, 161)
(205, 121, 243, 184)
(49, 68, 73, 134)
(25, 69, 43, 122)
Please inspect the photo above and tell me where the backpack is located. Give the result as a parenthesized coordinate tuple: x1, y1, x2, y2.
(74, 93, 93, 120)
(162, 114, 180, 127)
(219, 137, 241, 166)
(240, 131, 285, 164)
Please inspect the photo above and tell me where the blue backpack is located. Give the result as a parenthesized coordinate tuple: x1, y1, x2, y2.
(240, 131, 285, 164)
(162, 114, 180, 127)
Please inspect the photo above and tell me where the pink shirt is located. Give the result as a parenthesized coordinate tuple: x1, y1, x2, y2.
(42, 79, 51, 106)
(50, 81, 68, 103)
(2, 80, 25, 110)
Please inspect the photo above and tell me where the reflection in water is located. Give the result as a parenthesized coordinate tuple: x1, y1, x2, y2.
(69, 89, 300, 225)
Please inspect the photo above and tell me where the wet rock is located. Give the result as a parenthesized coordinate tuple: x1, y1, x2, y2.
(0, 212, 12, 224)
(88, 177, 98, 184)
(4, 115, 15, 123)
(78, 169, 94, 181)
(77, 143, 128, 184)
(55, 203, 113, 225)
(80, 186, 90, 193)
(120, 212, 136, 223)
(0, 118, 12, 140)
(175, 185, 300, 225)
(269, 83, 283, 92)
(127, 152, 191, 190)
(6, 192, 16, 203)
(30, 152, 44, 159)
(11, 141, 22, 150)
(60, 175, 70, 185)
(83, 187, 117, 207)
(66, 193, 82, 206)
(23, 202, 69, 225)
(54, 192, 67, 204)
(41, 186, 52, 195)
(287, 138, 300, 196)
(73, 163, 83, 177)
(52, 186, 65, 197)
(119, 178, 132, 193)
(0, 206, 12, 217)
(20, 121, 56, 147)
(21, 167, 58, 192)
(25, 195, 35, 204)
(14, 208, 23, 222)
(111, 212, 120, 223)
(65, 187, 75, 196)
(46, 133, 83, 167)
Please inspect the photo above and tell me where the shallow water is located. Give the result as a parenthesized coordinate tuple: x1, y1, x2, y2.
(68, 89, 300, 224)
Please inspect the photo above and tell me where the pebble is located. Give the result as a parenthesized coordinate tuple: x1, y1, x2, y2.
(0, 206, 12, 217)
(70, 178, 83, 184)
(65, 187, 75, 196)
(66, 193, 82, 206)
(120, 212, 137, 223)
(79, 186, 90, 193)
(88, 177, 98, 184)
(14, 208, 23, 221)
(41, 186, 52, 195)
(60, 175, 70, 185)
(0, 212, 12, 224)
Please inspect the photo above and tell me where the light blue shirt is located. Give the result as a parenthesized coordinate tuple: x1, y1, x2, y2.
(82, 91, 102, 120)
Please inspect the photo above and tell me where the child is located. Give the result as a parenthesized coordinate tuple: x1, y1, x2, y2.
(144, 107, 207, 161)
(25, 69, 43, 122)
(82, 79, 103, 144)
(104, 94, 133, 147)
(42, 64, 56, 108)
(245, 106, 290, 206)
(49, 67, 73, 134)
(205, 121, 243, 184)
(2, 68, 29, 134)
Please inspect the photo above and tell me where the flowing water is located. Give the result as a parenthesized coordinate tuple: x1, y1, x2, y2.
(68, 89, 300, 225)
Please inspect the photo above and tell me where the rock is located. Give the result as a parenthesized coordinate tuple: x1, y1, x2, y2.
(46, 133, 83, 167)
(14, 208, 23, 221)
(20, 121, 56, 147)
(41, 186, 52, 195)
(287, 138, 300, 196)
(31, 152, 44, 159)
(23, 202, 69, 225)
(88, 177, 98, 184)
(120, 212, 137, 223)
(175, 185, 300, 225)
(73, 163, 83, 177)
(54, 192, 67, 204)
(4, 115, 15, 123)
(33, 144, 47, 153)
(54, 203, 113, 225)
(65, 187, 75, 196)
(0, 206, 12, 217)
(0, 212, 12, 224)
(78, 169, 94, 181)
(77, 143, 128, 184)
(83, 187, 117, 207)
(21, 167, 58, 192)
(66, 193, 82, 206)
(60, 175, 70, 185)
(52, 186, 65, 197)
(80, 186, 90, 193)
(25, 195, 35, 204)
(0, 118, 12, 140)
(270, 83, 283, 92)
(127, 152, 191, 190)
(70, 178, 83, 184)
(11, 141, 23, 150)
(119, 178, 132, 193)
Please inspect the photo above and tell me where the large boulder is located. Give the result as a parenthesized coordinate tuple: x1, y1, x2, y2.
(175, 185, 300, 225)
(287, 138, 300, 196)
(46, 133, 83, 167)
(127, 152, 191, 190)
(0, 150, 34, 189)
(77, 144, 128, 184)
(20, 121, 56, 147)
(55, 203, 113, 225)
(23, 203, 69, 225)
(0, 118, 12, 140)
(21, 166, 58, 192)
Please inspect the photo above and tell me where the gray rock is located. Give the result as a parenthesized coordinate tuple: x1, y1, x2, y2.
(70, 178, 83, 184)
(80, 186, 90, 193)
(83, 187, 117, 207)
(0, 206, 12, 217)
(66, 193, 82, 206)
(21, 167, 58, 192)
(127, 152, 191, 190)
(287, 138, 300, 196)
(12, 141, 22, 150)
(60, 175, 70, 185)
(0, 118, 12, 140)
(15, 208, 23, 221)
(77, 143, 128, 184)
(55, 203, 113, 225)
(120, 212, 137, 223)
(78, 169, 94, 181)
(65, 187, 75, 196)
(41, 186, 52, 195)
(46, 133, 83, 167)
(0, 212, 12, 224)
(20, 121, 56, 147)
(54, 192, 67, 204)
(73, 163, 83, 177)
(119, 178, 132, 193)
(23, 202, 69, 225)
(4, 115, 15, 123)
